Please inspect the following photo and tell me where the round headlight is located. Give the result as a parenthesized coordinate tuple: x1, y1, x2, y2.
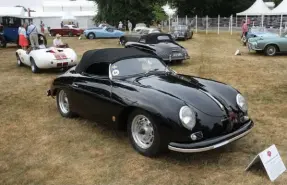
(179, 106, 196, 130)
(236, 94, 248, 112)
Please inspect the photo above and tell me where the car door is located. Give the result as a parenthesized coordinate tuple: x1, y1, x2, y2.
(62, 26, 70, 36)
(105, 27, 116, 37)
(277, 34, 287, 51)
(69, 63, 113, 123)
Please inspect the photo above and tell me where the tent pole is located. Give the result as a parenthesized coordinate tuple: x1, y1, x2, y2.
(261, 14, 264, 28)
(169, 15, 171, 32)
(195, 15, 197, 33)
(280, 14, 283, 35)
(206, 15, 208, 34)
(218, 15, 220, 35)
(231, 15, 233, 35)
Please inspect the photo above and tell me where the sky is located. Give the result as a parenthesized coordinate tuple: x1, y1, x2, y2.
(0, 0, 88, 7)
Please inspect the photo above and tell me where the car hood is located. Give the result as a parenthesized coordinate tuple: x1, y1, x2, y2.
(131, 74, 228, 117)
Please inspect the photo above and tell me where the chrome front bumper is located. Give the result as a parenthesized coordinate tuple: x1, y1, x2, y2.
(168, 120, 253, 153)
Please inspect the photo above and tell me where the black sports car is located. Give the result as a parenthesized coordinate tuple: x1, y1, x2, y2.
(125, 33, 190, 63)
(170, 25, 193, 40)
(119, 28, 161, 45)
(47, 48, 254, 157)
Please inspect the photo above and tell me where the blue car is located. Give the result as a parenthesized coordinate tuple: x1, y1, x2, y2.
(242, 28, 278, 46)
(84, 26, 124, 39)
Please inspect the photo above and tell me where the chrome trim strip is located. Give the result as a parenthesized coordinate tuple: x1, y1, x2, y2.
(200, 90, 224, 111)
(109, 63, 112, 80)
(168, 127, 252, 153)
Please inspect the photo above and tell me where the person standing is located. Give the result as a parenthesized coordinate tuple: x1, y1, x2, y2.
(61, 21, 64, 28)
(18, 23, 28, 50)
(128, 20, 132, 33)
(118, 21, 123, 30)
(242, 20, 249, 38)
(27, 22, 39, 50)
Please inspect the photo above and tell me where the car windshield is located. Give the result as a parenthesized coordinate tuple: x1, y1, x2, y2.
(157, 35, 172, 42)
(174, 25, 187, 31)
(280, 32, 287, 37)
(136, 23, 146, 27)
(72, 25, 77, 28)
(250, 27, 267, 33)
(110, 57, 168, 78)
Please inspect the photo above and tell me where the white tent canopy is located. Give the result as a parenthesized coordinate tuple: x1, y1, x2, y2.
(61, 13, 76, 21)
(269, 0, 287, 15)
(237, 0, 272, 15)
(0, 7, 26, 17)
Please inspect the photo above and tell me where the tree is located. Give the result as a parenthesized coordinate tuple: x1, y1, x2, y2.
(93, 0, 166, 27)
(152, 3, 168, 24)
(273, 0, 283, 6)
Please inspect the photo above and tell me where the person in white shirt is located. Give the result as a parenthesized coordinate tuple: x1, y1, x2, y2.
(53, 34, 69, 48)
(118, 21, 123, 30)
(128, 20, 132, 33)
(27, 22, 39, 49)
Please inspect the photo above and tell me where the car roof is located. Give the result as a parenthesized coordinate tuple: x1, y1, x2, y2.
(75, 48, 157, 73)
(143, 33, 173, 44)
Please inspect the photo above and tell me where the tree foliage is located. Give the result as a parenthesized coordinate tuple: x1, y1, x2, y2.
(93, 0, 281, 26)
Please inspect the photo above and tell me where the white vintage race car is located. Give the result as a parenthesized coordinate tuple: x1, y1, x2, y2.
(16, 47, 78, 73)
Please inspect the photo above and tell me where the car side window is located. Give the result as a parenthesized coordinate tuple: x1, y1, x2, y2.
(85, 63, 110, 77)
(106, 28, 114, 32)
(139, 38, 146, 43)
(63, 26, 69, 29)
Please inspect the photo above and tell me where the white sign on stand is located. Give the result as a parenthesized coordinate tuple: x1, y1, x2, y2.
(246, 144, 286, 182)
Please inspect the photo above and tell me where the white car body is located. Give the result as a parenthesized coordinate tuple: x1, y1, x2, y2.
(134, 23, 147, 32)
(16, 47, 78, 73)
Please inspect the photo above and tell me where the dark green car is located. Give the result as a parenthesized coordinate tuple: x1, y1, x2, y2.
(248, 32, 287, 56)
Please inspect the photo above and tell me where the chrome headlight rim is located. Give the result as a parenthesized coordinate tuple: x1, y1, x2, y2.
(236, 94, 248, 112)
(179, 106, 196, 131)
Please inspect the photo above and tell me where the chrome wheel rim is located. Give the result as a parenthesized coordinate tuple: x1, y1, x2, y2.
(58, 90, 69, 114)
(267, 46, 276, 55)
(131, 115, 154, 149)
(17, 59, 21, 65)
(89, 34, 94, 39)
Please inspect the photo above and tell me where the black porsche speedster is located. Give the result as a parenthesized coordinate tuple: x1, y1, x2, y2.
(125, 33, 190, 63)
(47, 48, 254, 157)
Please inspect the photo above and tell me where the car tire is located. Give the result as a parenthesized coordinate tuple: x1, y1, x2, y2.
(16, 53, 23, 67)
(56, 89, 75, 118)
(119, 37, 126, 46)
(189, 32, 193, 39)
(88, 33, 95, 39)
(0, 36, 7, 48)
(30, 58, 39, 73)
(127, 109, 167, 157)
(264, 45, 277, 56)
(68, 32, 73, 37)
(38, 34, 47, 46)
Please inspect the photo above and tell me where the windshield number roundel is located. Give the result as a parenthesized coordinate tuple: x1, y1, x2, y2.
(112, 69, 119, 76)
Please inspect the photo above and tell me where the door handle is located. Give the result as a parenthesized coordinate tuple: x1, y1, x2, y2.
(72, 83, 79, 87)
